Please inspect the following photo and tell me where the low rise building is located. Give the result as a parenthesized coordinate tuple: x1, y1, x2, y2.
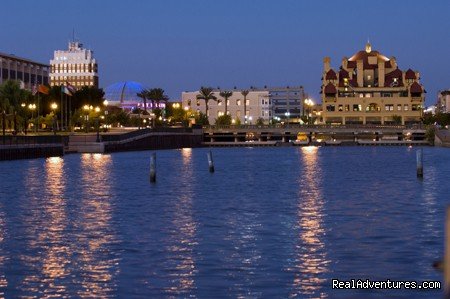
(182, 86, 306, 125)
(437, 90, 450, 113)
(321, 42, 425, 125)
(0, 52, 49, 90)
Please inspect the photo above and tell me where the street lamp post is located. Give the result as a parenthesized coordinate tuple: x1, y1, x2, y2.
(303, 99, 314, 124)
(95, 106, 101, 142)
(51, 102, 58, 135)
(83, 105, 90, 133)
(21, 103, 27, 135)
(2, 110, 5, 144)
(28, 104, 36, 133)
(285, 112, 290, 128)
(103, 100, 109, 129)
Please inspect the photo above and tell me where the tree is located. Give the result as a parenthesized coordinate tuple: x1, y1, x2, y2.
(219, 90, 233, 117)
(147, 88, 169, 111)
(0, 80, 31, 132)
(145, 88, 169, 126)
(195, 112, 209, 125)
(215, 114, 232, 126)
(241, 90, 249, 123)
(72, 86, 105, 110)
(137, 90, 148, 115)
(392, 115, 402, 125)
(196, 87, 216, 120)
(256, 117, 265, 125)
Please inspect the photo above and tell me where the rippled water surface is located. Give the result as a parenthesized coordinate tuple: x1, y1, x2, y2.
(0, 146, 449, 298)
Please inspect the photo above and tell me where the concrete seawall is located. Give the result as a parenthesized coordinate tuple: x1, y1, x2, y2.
(0, 144, 64, 161)
(104, 133, 203, 152)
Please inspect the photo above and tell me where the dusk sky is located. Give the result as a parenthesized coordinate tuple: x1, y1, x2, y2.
(1, 0, 449, 105)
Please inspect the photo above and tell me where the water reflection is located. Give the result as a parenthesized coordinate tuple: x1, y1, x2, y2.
(290, 147, 328, 298)
(164, 149, 197, 295)
(0, 184, 7, 298)
(18, 157, 70, 297)
(181, 148, 192, 165)
(41, 157, 70, 297)
(76, 154, 119, 297)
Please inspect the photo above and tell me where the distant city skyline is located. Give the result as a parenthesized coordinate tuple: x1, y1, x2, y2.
(1, 0, 449, 105)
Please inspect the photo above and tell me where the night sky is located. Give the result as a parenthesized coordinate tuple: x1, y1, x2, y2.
(1, 0, 449, 105)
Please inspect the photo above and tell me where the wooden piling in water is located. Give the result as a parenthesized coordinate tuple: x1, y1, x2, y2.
(150, 153, 156, 183)
(416, 149, 423, 178)
(207, 150, 214, 173)
(445, 206, 450, 296)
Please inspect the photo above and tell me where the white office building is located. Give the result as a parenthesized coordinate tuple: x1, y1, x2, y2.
(50, 40, 98, 89)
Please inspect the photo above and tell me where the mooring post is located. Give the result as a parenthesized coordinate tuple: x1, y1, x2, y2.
(445, 206, 450, 297)
(150, 153, 156, 183)
(207, 150, 214, 173)
(416, 149, 423, 178)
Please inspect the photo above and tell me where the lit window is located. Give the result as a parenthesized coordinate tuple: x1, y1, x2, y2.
(404, 104, 409, 111)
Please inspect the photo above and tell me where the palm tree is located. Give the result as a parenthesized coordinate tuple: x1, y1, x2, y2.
(241, 90, 249, 124)
(137, 90, 148, 115)
(147, 88, 168, 111)
(196, 87, 217, 122)
(219, 90, 233, 116)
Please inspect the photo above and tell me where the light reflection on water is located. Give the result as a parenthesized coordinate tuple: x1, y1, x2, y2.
(0, 179, 6, 298)
(76, 153, 119, 298)
(290, 146, 328, 298)
(0, 147, 448, 298)
(164, 147, 198, 296)
(40, 157, 69, 297)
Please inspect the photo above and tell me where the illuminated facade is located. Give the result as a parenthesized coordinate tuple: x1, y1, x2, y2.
(0, 52, 49, 90)
(50, 41, 98, 89)
(182, 86, 305, 125)
(437, 90, 450, 113)
(321, 42, 425, 125)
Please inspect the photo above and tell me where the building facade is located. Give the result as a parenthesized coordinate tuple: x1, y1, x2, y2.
(321, 42, 425, 125)
(182, 86, 306, 125)
(268, 86, 305, 122)
(0, 52, 49, 90)
(437, 90, 450, 113)
(50, 41, 98, 89)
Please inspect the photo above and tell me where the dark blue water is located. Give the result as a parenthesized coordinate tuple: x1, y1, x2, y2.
(0, 146, 449, 298)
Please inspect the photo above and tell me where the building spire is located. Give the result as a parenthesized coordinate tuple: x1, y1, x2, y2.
(365, 39, 372, 53)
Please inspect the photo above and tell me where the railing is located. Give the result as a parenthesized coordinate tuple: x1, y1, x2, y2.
(100, 127, 194, 142)
(204, 124, 414, 130)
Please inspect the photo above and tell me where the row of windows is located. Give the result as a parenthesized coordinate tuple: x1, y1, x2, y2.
(51, 63, 97, 73)
(188, 99, 301, 107)
(326, 104, 421, 112)
(188, 99, 252, 106)
(338, 91, 409, 98)
(51, 76, 95, 80)
(51, 81, 94, 87)
(1, 69, 48, 84)
(216, 110, 263, 118)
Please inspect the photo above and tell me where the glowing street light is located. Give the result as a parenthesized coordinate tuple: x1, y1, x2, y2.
(50, 103, 58, 134)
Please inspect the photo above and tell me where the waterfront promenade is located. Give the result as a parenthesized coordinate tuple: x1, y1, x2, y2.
(0, 124, 437, 160)
(203, 124, 429, 146)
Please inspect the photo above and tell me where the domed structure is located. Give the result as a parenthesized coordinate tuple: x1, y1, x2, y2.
(104, 81, 148, 109)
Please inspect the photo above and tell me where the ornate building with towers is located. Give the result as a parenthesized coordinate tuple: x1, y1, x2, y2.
(321, 42, 424, 125)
